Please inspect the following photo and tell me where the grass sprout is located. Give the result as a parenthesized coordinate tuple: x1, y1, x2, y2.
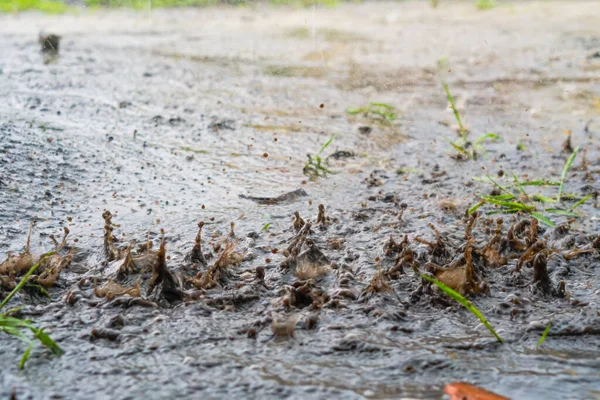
(531, 212, 555, 227)
(442, 81, 500, 159)
(472, 133, 501, 155)
(420, 274, 503, 343)
(571, 194, 593, 211)
(472, 177, 559, 187)
(531, 194, 557, 204)
(468, 147, 590, 226)
(558, 146, 579, 202)
(537, 321, 551, 347)
(303, 136, 334, 181)
(0, 252, 64, 369)
(544, 209, 580, 217)
(520, 179, 560, 186)
(443, 82, 466, 141)
(347, 102, 397, 124)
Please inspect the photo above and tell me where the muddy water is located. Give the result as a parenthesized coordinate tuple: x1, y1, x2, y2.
(1, 1, 600, 399)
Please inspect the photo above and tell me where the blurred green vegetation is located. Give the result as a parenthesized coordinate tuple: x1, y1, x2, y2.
(0, 0, 70, 13)
(0, 0, 342, 12)
(0, 0, 501, 14)
(85, 0, 339, 8)
(475, 0, 496, 10)
(85, 0, 222, 8)
(269, 0, 339, 7)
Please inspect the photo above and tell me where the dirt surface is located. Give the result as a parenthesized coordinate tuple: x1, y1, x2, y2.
(1, 1, 600, 399)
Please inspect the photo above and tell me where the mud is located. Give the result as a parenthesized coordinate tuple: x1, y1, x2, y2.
(1, 1, 600, 399)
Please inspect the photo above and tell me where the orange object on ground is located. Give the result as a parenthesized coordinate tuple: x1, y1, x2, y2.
(444, 382, 510, 400)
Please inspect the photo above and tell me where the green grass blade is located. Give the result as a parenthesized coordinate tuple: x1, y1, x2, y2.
(442, 82, 465, 140)
(30, 327, 64, 356)
(369, 102, 394, 110)
(420, 274, 503, 343)
(486, 175, 514, 198)
(545, 208, 580, 217)
(348, 103, 397, 123)
(371, 109, 396, 122)
(316, 136, 334, 156)
(571, 194, 593, 210)
(559, 193, 576, 201)
(485, 209, 521, 215)
(0, 253, 65, 368)
(485, 194, 516, 201)
(532, 194, 557, 204)
(0, 315, 33, 328)
(446, 139, 471, 157)
(1, 306, 24, 318)
(557, 146, 579, 202)
(480, 196, 533, 210)
(537, 321, 551, 347)
(1, 325, 31, 343)
(473, 133, 501, 146)
(511, 173, 528, 199)
(520, 179, 560, 187)
(19, 341, 34, 369)
(346, 107, 368, 115)
(260, 223, 271, 232)
(468, 201, 485, 215)
(532, 212, 556, 227)
(0, 251, 55, 311)
(24, 283, 50, 298)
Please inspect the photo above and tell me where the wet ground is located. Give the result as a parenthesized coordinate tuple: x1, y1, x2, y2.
(1, 1, 600, 398)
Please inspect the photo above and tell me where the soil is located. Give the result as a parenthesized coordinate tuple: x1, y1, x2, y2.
(0, 1, 599, 399)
